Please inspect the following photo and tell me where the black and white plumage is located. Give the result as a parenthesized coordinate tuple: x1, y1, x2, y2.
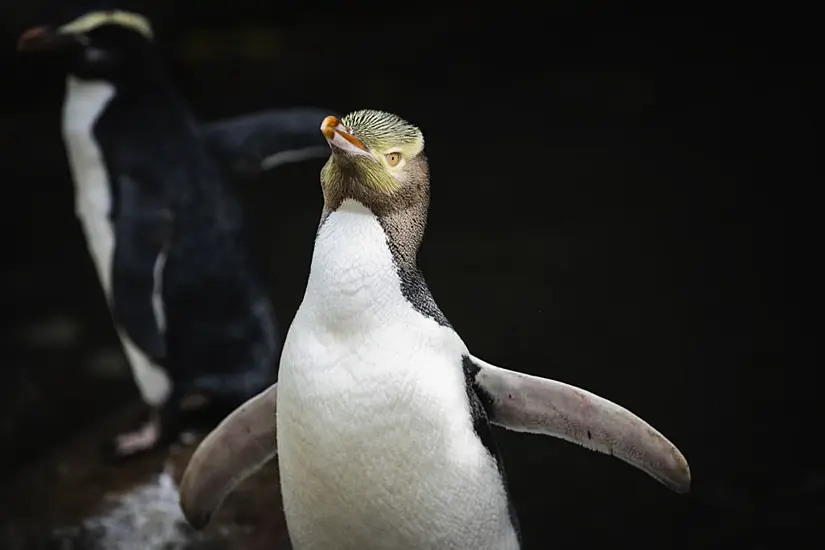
(17, 9, 333, 460)
(202, 108, 333, 176)
(179, 110, 690, 549)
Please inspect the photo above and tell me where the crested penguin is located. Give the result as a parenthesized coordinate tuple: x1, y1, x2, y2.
(16, 9, 330, 461)
(178, 110, 691, 549)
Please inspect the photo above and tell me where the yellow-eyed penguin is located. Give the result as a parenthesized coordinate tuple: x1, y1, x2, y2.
(16, 8, 333, 461)
(178, 110, 691, 549)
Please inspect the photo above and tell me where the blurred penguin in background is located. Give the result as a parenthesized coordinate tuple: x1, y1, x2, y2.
(17, 2, 333, 461)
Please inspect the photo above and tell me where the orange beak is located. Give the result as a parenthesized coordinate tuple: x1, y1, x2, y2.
(320, 116, 337, 140)
(321, 115, 368, 155)
(17, 26, 79, 52)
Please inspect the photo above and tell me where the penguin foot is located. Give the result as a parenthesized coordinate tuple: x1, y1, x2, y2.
(100, 394, 244, 463)
(100, 412, 170, 463)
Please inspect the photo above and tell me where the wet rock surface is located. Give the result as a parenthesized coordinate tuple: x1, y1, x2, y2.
(0, 403, 289, 550)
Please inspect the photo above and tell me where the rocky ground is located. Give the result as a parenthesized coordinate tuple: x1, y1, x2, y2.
(0, 403, 289, 550)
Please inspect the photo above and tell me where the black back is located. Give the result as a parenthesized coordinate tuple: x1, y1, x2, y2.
(68, 19, 279, 401)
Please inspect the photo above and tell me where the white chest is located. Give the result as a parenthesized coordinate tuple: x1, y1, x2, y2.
(60, 76, 172, 407)
(276, 200, 517, 550)
(61, 76, 116, 294)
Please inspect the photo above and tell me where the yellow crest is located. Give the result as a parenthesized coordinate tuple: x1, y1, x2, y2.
(59, 11, 153, 39)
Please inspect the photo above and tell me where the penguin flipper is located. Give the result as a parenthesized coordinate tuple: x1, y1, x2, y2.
(111, 204, 173, 361)
(466, 355, 691, 494)
(179, 383, 278, 530)
(201, 108, 335, 177)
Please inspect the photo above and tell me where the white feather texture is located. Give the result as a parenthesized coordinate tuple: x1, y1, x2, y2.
(62, 75, 171, 406)
(276, 199, 519, 550)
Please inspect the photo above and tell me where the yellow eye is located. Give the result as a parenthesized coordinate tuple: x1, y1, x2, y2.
(385, 152, 402, 167)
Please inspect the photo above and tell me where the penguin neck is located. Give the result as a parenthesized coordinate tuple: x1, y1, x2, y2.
(63, 66, 197, 150)
(61, 76, 116, 213)
(62, 74, 113, 134)
(109, 76, 195, 138)
(305, 199, 424, 329)
(320, 171, 431, 273)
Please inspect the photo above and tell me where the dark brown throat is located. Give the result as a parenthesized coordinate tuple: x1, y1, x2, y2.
(319, 154, 431, 269)
(318, 153, 451, 327)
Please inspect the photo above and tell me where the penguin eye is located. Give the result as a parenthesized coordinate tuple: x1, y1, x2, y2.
(385, 152, 402, 167)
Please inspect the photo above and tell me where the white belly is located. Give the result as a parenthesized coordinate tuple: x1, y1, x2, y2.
(62, 75, 171, 406)
(276, 200, 517, 550)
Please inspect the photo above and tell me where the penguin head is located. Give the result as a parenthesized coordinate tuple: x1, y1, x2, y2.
(17, 9, 155, 83)
(320, 110, 430, 215)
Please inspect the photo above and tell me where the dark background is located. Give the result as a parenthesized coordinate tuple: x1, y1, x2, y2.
(0, 2, 815, 549)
